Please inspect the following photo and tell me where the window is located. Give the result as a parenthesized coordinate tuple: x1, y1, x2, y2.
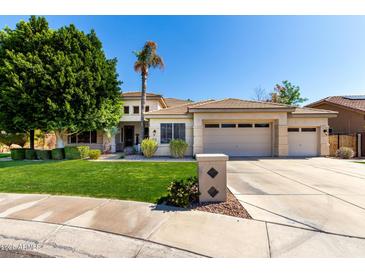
(255, 123, 270, 128)
(302, 128, 316, 132)
(133, 106, 139, 114)
(68, 131, 97, 144)
(124, 106, 129, 114)
(288, 128, 300, 132)
(161, 123, 173, 144)
(221, 124, 236, 128)
(174, 123, 186, 141)
(145, 106, 150, 112)
(238, 123, 253, 128)
(205, 124, 219, 128)
(160, 123, 186, 143)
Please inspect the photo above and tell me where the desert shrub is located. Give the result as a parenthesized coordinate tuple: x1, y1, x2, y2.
(163, 176, 199, 208)
(141, 139, 158, 158)
(169, 139, 188, 158)
(25, 149, 37, 160)
(52, 148, 65, 160)
(10, 148, 26, 160)
(36, 150, 52, 160)
(64, 146, 90, 159)
(336, 147, 354, 159)
(89, 149, 101, 160)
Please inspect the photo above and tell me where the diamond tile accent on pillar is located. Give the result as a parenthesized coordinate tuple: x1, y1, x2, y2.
(207, 186, 219, 198)
(207, 167, 218, 178)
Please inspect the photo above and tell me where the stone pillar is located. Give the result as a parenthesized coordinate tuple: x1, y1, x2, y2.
(196, 154, 228, 203)
(193, 115, 204, 155)
(320, 125, 329, 156)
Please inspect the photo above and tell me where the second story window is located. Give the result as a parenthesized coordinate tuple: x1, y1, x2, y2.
(145, 105, 150, 112)
(124, 106, 129, 114)
(133, 106, 139, 114)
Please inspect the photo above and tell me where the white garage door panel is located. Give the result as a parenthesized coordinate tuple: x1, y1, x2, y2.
(288, 131, 318, 156)
(203, 127, 271, 156)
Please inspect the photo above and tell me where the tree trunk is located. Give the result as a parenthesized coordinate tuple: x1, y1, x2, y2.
(54, 130, 65, 148)
(140, 72, 147, 143)
(29, 129, 35, 149)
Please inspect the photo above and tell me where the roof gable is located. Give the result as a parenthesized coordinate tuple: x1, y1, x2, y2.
(307, 96, 365, 113)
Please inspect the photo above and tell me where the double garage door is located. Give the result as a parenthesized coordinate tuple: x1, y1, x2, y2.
(203, 122, 272, 157)
(203, 122, 319, 157)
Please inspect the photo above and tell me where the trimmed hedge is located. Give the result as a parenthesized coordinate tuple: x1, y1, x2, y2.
(52, 148, 65, 160)
(89, 149, 101, 160)
(11, 148, 26, 160)
(36, 150, 52, 160)
(25, 149, 37, 160)
(64, 146, 90, 160)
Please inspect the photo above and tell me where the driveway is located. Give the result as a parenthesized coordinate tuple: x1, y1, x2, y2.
(228, 157, 365, 257)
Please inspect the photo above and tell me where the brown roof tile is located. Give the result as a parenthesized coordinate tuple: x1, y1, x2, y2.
(164, 98, 193, 107)
(292, 107, 338, 115)
(307, 96, 365, 113)
(189, 98, 293, 110)
(121, 91, 162, 98)
(145, 100, 214, 116)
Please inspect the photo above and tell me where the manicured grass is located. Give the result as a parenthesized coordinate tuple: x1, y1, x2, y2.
(0, 153, 10, 158)
(0, 160, 197, 203)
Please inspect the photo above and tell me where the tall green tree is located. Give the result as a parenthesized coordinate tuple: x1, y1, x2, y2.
(0, 17, 123, 148)
(134, 41, 164, 142)
(270, 80, 307, 106)
(0, 16, 52, 149)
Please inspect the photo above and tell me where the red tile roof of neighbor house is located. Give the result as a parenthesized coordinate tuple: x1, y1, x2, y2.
(306, 95, 365, 113)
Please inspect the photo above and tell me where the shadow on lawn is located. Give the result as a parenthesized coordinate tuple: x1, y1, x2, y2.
(0, 160, 64, 169)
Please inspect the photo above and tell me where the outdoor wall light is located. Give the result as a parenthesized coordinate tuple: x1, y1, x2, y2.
(153, 130, 157, 137)
(323, 128, 328, 135)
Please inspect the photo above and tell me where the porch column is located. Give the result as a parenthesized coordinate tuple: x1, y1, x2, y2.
(111, 134, 116, 153)
(193, 115, 203, 155)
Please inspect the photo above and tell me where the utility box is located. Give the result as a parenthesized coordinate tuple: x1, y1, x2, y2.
(196, 154, 228, 203)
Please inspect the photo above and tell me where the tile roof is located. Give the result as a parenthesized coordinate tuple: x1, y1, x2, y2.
(121, 91, 162, 98)
(164, 98, 193, 107)
(291, 107, 338, 115)
(306, 96, 365, 113)
(188, 98, 294, 110)
(145, 100, 214, 115)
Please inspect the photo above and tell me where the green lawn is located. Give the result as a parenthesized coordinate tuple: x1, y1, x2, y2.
(0, 160, 197, 203)
(0, 153, 10, 158)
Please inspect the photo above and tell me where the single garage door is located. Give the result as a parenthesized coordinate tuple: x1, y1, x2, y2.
(288, 127, 318, 156)
(203, 122, 272, 156)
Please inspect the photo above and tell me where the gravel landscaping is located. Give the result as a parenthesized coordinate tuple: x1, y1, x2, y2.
(191, 189, 251, 219)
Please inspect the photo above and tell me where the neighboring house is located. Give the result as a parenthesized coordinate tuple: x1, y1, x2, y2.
(306, 95, 365, 134)
(64, 91, 337, 157)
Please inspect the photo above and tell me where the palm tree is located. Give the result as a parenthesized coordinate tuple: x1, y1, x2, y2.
(134, 41, 164, 142)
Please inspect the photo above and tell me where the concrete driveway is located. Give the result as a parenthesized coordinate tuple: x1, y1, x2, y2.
(228, 157, 365, 257)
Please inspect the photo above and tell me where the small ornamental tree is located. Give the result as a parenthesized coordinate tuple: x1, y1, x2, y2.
(270, 80, 307, 106)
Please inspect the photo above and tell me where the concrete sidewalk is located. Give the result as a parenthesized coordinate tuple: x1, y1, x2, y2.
(0, 193, 268, 258)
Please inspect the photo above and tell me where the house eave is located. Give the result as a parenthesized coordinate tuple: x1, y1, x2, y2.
(289, 113, 338, 118)
(145, 114, 192, 119)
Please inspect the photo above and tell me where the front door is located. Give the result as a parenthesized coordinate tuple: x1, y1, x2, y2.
(124, 126, 134, 147)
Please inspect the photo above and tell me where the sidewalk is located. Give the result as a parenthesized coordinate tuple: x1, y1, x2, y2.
(0, 193, 269, 258)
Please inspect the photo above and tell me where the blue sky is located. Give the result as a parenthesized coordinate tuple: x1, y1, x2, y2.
(1, 16, 365, 104)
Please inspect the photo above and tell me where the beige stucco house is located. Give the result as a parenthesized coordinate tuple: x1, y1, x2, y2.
(64, 91, 337, 157)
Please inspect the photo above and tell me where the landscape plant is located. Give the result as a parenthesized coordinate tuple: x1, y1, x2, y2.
(336, 147, 354, 159)
(162, 176, 199, 208)
(169, 139, 188, 158)
(141, 138, 158, 158)
(88, 149, 101, 160)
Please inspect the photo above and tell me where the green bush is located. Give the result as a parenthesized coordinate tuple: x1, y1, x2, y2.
(52, 148, 65, 160)
(10, 148, 25, 160)
(163, 176, 199, 208)
(336, 147, 354, 159)
(36, 150, 52, 160)
(64, 146, 90, 159)
(169, 139, 188, 158)
(89, 149, 101, 160)
(141, 138, 158, 158)
(25, 149, 37, 160)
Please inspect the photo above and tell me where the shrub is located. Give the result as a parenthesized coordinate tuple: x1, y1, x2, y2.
(336, 147, 354, 159)
(89, 149, 101, 160)
(52, 148, 65, 160)
(10, 148, 25, 160)
(25, 149, 37, 160)
(169, 139, 188, 158)
(163, 176, 199, 208)
(36, 150, 52, 160)
(64, 146, 90, 159)
(141, 139, 158, 158)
